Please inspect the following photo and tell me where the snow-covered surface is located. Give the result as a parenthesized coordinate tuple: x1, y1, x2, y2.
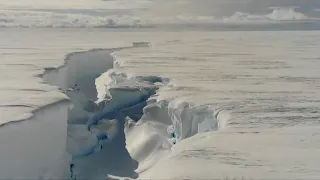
(141, 126, 320, 179)
(0, 29, 133, 124)
(1, 28, 320, 179)
(114, 31, 320, 179)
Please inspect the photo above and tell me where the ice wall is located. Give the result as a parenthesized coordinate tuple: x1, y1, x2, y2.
(94, 67, 223, 175)
(43, 44, 224, 179)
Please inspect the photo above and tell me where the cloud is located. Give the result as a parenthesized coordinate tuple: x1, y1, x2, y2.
(224, 7, 310, 23)
(0, 10, 143, 28)
(266, 7, 309, 20)
(0, 7, 315, 28)
(145, 7, 312, 25)
(0, 0, 152, 10)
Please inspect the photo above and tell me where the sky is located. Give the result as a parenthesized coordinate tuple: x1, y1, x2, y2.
(1, 0, 320, 15)
(0, 0, 151, 9)
(140, 0, 320, 19)
(174, 0, 320, 16)
(0, 0, 320, 28)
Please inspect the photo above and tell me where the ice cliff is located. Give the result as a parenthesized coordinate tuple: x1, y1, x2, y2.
(44, 43, 222, 179)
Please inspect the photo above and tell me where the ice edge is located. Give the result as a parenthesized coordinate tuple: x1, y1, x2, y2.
(39, 42, 225, 179)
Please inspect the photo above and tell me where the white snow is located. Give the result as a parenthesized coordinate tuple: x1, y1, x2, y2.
(1, 29, 320, 179)
(140, 126, 320, 179)
(113, 31, 320, 179)
(0, 0, 320, 179)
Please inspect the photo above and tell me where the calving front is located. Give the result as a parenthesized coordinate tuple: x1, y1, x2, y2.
(45, 43, 222, 179)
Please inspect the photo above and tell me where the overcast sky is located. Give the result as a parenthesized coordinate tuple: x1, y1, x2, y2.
(1, 0, 320, 17)
(146, 0, 320, 17)
(1, 0, 320, 28)
(0, 0, 150, 10)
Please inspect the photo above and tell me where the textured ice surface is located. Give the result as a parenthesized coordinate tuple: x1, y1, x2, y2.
(1, 29, 320, 179)
(140, 126, 320, 179)
(114, 31, 320, 179)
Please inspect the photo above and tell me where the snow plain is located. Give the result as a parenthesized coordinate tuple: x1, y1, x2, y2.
(1, 28, 320, 179)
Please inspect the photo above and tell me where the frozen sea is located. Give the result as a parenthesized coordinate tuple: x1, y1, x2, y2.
(1, 28, 320, 179)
